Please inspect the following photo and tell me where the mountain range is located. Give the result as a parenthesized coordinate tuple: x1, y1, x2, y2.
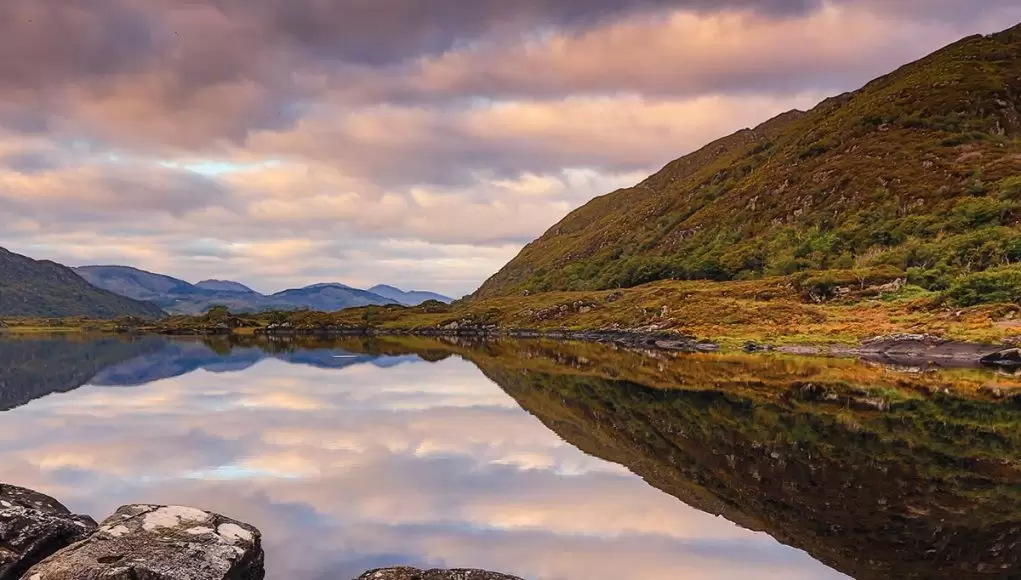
(74, 265, 452, 315)
(477, 24, 1021, 297)
(0, 248, 165, 319)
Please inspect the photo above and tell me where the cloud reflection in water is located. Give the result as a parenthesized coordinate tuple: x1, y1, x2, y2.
(0, 342, 847, 579)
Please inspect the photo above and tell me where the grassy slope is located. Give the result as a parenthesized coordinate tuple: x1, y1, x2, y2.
(477, 24, 1021, 298)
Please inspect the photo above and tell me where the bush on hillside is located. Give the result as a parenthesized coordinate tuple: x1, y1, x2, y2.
(947, 266, 1021, 306)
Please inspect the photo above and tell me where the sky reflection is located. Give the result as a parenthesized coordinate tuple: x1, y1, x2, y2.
(0, 338, 848, 579)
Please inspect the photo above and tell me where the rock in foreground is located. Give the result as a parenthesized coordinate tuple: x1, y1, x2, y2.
(357, 567, 523, 580)
(0, 484, 97, 580)
(25, 504, 264, 580)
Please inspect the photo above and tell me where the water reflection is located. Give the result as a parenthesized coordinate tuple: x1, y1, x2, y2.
(2, 336, 1018, 579)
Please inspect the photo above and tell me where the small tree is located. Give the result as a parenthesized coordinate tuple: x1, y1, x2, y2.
(205, 305, 231, 322)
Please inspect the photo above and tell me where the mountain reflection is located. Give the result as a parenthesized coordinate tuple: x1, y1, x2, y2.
(2, 335, 1018, 579)
(0, 335, 426, 407)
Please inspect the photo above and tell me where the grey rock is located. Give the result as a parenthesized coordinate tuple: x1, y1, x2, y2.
(0, 484, 97, 580)
(25, 504, 264, 580)
(980, 347, 1021, 367)
(743, 341, 775, 353)
(777, 345, 822, 356)
(861, 333, 945, 346)
(355, 567, 523, 580)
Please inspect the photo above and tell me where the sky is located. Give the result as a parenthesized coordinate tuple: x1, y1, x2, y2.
(2, 1, 1021, 297)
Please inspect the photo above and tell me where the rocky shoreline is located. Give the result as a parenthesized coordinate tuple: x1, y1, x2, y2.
(0, 484, 519, 580)
(253, 325, 1021, 369)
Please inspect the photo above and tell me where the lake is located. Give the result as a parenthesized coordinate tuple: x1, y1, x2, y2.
(1, 335, 1018, 579)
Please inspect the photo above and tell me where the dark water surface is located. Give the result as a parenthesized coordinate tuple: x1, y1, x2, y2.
(1, 335, 1019, 579)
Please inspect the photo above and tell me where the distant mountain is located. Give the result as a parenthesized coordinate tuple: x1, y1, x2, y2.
(75, 266, 195, 302)
(75, 266, 265, 315)
(368, 284, 453, 306)
(194, 279, 256, 293)
(0, 249, 164, 319)
(74, 266, 418, 314)
(270, 283, 396, 311)
(476, 24, 1021, 298)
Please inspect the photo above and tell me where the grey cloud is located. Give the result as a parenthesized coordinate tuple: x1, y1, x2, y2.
(219, 0, 821, 65)
(0, 151, 62, 174)
(0, 0, 830, 148)
(848, 0, 1021, 23)
(335, 3, 1021, 109)
(0, 0, 1016, 150)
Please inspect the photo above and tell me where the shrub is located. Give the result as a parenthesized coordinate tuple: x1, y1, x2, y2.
(799, 142, 830, 159)
(998, 176, 1021, 200)
(946, 266, 1021, 306)
(794, 266, 903, 301)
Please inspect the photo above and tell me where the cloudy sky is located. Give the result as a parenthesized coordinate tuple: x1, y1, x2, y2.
(2, 1, 1020, 296)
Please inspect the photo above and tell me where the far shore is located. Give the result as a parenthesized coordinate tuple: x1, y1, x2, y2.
(5, 275, 1021, 354)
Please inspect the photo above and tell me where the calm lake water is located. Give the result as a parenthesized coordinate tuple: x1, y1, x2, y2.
(1, 335, 1018, 579)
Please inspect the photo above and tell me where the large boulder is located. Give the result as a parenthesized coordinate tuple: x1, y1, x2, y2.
(25, 504, 264, 580)
(0, 484, 97, 580)
(356, 567, 523, 580)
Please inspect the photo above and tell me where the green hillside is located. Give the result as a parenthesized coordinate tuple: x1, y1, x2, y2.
(477, 24, 1021, 299)
(0, 248, 166, 319)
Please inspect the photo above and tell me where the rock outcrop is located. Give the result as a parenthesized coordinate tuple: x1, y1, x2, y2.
(1, 484, 517, 580)
(0, 485, 97, 580)
(859, 334, 1021, 367)
(356, 568, 523, 580)
(24, 505, 264, 580)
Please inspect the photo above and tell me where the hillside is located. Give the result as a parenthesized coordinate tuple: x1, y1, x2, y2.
(0, 249, 165, 319)
(477, 24, 1021, 298)
(75, 266, 199, 302)
(76, 267, 407, 314)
